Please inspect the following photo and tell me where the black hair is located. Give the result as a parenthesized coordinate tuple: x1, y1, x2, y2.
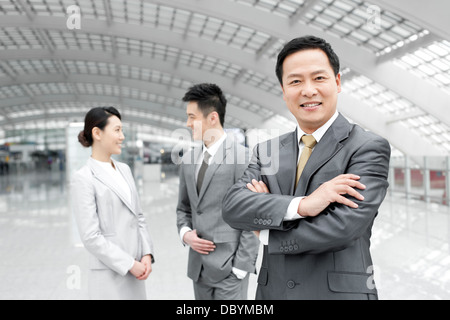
(275, 35, 340, 85)
(78, 106, 121, 147)
(182, 83, 227, 128)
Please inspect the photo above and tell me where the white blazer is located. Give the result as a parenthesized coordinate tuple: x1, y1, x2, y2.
(71, 158, 154, 299)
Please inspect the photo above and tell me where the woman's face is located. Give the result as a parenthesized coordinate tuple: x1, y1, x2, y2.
(93, 115, 125, 156)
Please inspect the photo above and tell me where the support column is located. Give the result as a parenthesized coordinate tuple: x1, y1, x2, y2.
(388, 166, 395, 196)
(405, 156, 411, 200)
(423, 157, 430, 203)
(446, 156, 450, 206)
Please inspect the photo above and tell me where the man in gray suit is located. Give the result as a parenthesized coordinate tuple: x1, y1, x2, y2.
(223, 36, 391, 300)
(176, 83, 259, 300)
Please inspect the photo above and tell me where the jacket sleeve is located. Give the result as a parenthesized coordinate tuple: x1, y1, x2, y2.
(268, 136, 391, 255)
(71, 170, 135, 276)
(231, 147, 260, 273)
(222, 143, 296, 232)
(176, 163, 193, 233)
(125, 165, 155, 263)
(136, 203, 155, 262)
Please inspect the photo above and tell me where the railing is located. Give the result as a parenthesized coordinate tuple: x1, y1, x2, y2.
(389, 156, 450, 206)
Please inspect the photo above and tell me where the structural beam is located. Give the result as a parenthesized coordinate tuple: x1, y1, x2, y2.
(371, 0, 450, 40)
(2, 13, 447, 130)
(0, 111, 181, 132)
(0, 49, 270, 127)
(337, 94, 445, 157)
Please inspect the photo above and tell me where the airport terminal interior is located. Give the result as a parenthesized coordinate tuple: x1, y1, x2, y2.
(0, 0, 449, 300)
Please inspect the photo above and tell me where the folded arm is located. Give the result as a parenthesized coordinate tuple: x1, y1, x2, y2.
(268, 137, 391, 255)
(222, 144, 295, 232)
(176, 164, 193, 233)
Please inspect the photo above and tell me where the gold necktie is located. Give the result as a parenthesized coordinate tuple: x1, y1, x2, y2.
(295, 135, 317, 189)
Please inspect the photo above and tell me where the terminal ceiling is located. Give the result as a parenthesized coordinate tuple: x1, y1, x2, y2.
(0, 0, 449, 157)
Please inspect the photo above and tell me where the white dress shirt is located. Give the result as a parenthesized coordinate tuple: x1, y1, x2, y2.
(195, 132, 228, 182)
(259, 111, 340, 245)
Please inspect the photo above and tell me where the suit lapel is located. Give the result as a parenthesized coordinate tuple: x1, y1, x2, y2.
(188, 147, 202, 202)
(113, 159, 138, 213)
(87, 158, 137, 215)
(197, 136, 232, 204)
(294, 114, 353, 196)
(274, 130, 298, 196)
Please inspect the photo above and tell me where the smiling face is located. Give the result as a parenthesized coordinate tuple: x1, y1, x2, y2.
(186, 101, 223, 147)
(281, 48, 341, 134)
(92, 115, 125, 156)
(186, 101, 209, 142)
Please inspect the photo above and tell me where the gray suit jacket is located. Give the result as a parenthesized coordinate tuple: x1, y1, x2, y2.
(177, 135, 259, 283)
(71, 158, 154, 277)
(223, 114, 391, 300)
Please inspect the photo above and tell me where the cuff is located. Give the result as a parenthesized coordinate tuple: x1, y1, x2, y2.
(180, 226, 192, 246)
(259, 230, 269, 246)
(127, 257, 136, 273)
(285, 197, 305, 221)
(232, 267, 248, 280)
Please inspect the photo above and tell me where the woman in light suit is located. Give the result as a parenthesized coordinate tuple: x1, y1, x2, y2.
(71, 107, 154, 300)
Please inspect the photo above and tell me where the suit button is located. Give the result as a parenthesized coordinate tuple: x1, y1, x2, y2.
(258, 218, 264, 225)
(267, 219, 272, 225)
(254, 218, 259, 224)
(287, 280, 296, 289)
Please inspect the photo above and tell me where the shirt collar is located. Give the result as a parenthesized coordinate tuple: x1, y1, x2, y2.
(203, 131, 227, 158)
(297, 111, 339, 145)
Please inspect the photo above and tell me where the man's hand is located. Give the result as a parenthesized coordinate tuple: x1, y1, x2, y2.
(246, 179, 270, 194)
(183, 229, 216, 255)
(298, 174, 366, 217)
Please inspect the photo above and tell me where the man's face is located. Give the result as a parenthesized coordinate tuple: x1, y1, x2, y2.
(281, 49, 341, 134)
(186, 101, 209, 141)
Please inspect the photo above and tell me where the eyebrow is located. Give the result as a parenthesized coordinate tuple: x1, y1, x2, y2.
(286, 69, 329, 78)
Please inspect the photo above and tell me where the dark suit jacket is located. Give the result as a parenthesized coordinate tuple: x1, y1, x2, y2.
(223, 114, 391, 300)
(177, 135, 259, 283)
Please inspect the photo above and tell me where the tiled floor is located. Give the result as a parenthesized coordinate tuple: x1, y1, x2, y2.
(0, 170, 449, 300)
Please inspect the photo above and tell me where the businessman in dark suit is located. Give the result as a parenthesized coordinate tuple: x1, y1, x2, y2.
(176, 83, 259, 300)
(223, 36, 391, 300)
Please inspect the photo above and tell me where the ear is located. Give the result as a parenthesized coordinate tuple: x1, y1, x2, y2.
(336, 73, 342, 93)
(91, 127, 102, 141)
(281, 83, 287, 102)
(208, 111, 219, 126)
